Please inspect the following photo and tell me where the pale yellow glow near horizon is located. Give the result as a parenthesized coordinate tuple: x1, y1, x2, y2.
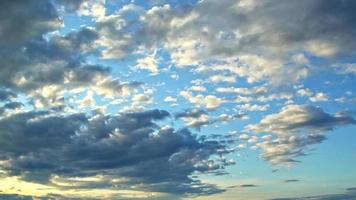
(0, 176, 163, 199)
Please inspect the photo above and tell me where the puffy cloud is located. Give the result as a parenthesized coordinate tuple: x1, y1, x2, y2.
(175, 109, 246, 130)
(310, 92, 328, 102)
(297, 88, 313, 97)
(0, 1, 61, 44)
(0, 18, 139, 108)
(180, 91, 225, 109)
(237, 103, 269, 111)
(135, 54, 159, 75)
(189, 85, 207, 92)
(247, 105, 355, 134)
(216, 87, 251, 95)
(209, 75, 236, 83)
(0, 109, 231, 196)
(94, 0, 356, 86)
(247, 105, 356, 165)
(164, 96, 177, 102)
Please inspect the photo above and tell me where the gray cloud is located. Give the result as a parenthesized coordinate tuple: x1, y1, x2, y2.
(284, 179, 300, 183)
(239, 184, 258, 188)
(0, 109, 229, 196)
(270, 187, 356, 200)
(0, 194, 34, 200)
(0, 24, 139, 108)
(94, 0, 356, 86)
(248, 105, 356, 134)
(0, 89, 17, 102)
(175, 108, 246, 130)
(247, 105, 356, 165)
(0, 0, 61, 45)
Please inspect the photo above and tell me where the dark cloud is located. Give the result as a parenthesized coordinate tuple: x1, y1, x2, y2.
(226, 184, 259, 189)
(240, 184, 258, 188)
(0, 194, 34, 200)
(0, 102, 23, 115)
(347, 187, 356, 192)
(175, 108, 207, 119)
(0, 109, 230, 196)
(270, 187, 356, 200)
(0, 88, 17, 102)
(0, 193, 97, 200)
(0, 0, 61, 45)
(0, 24, 138, 108)
(284, 179, 300, 183)
(0, 0, 140, 109)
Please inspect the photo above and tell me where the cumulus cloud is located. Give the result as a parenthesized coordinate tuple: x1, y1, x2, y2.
(93, 0, 356, 86)
(247, 105, 356, 165)
(0, 109, 231, 196)
(135, 54, 159, 75)
(175, 108, 246, 130)
(180, 91, 225, 109)
(310, 92, 328, 102)
(1, 0, 356, 198)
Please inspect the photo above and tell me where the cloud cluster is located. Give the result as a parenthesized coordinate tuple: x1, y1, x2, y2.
(94, 0, 356, 86)
(175, 108, 246, 130)
(0, 0, 140, 109)
(1, 0, 356, 198)
(247, 105, 356, 165)
(0, 109, 231, 195)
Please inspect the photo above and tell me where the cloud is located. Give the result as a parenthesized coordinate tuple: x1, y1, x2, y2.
(0, 1, 61, 45)
(0, 194, 34, 200)
(283, 179, 299, 183)
(135, 54, 159, 75)
(94, 0, 356, 88)
(164, 96, 177, 102)
(239, 184, 258, 188)
(0, 109, 231, 196)
(180, 91, 225, 109)
(310, 92, 328, 102)
(333, 63, 356, 75)
(1, 0, 356, 199)
(0, 89, 17, 102)
(247, 105, 356, 165)
(247, 105, 356, 134)
(228, 184, 258, 189)
(0, 22, 140, 108)
(270, 187, 356, 200)
(237, 103, 269, 111)
(175, 108, 246, 130)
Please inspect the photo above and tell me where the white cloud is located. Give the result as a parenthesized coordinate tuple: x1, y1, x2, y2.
(209, 75, 236, 83)
(189, 85, 207, 92)
(164, 96, 177, 102)
(180, 91, 225, 109)
(310, 92, 328, 102)
(297, 88, 313, 97)
(247, 104, 356, 165)
(237, 103, 269, 111)
(135, 54, 159, 75)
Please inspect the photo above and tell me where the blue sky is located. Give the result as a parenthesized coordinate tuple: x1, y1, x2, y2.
(0, 0, 355, 199)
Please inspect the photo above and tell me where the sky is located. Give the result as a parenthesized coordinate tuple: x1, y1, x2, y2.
(0, 0, 356, 199)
